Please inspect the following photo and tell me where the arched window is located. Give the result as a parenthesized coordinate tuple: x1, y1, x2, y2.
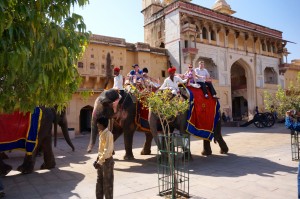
(202, 27, 208, 40)
(262, 43, 266, 51)
(90, 63, 95, 69)
(264, 67, 278, 84)
(210, 30, 216, 41)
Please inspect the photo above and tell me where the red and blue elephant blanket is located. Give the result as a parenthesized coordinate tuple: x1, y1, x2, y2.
(185, 86, 220, 141)
(0, 107, 42, 154)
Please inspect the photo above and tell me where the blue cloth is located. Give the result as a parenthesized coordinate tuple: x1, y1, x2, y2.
(285, 116, 300, 198)
(129, 70, 143, 76)
(285, 117, 300, 131)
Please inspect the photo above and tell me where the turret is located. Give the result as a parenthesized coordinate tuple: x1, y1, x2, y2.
(212, 0, 235, 15)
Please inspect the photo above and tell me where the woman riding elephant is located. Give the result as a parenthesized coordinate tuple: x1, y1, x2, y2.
(0, 107, 75, 176)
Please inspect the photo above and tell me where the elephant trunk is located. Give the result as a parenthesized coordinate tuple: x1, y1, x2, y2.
(87, 119, 97, 153)
(57, 109, 75, 151)
(60, 122, 75, 151)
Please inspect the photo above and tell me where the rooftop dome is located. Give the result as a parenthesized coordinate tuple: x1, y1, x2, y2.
(212, 0, 235, 15)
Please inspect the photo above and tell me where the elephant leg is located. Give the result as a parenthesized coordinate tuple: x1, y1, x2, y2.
(17, 154, 36, 174)
(202, 140, 212, 156)
(0, 158, 12, 176)
(214, 120, 229, 154)
(141, 132, 153, 155)
(123, 123, 135, 160)
(112, 125, 123, 142)
(40, 136, 56, 170)
(214, 133, 229, 154)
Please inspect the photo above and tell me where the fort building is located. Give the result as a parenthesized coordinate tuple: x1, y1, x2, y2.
(65, 0, 299, 134)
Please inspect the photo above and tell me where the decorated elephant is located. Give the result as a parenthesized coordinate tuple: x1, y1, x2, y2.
(87, 89, 148, 160)
(87, 87, 228, 159)
(0, 107, 74, 176)
(148, 86, 229, 156)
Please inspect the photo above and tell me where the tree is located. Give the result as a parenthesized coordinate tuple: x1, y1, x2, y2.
(264, 72, 300, 117)
(0, 0, 90, 113)
(131, 86, 189, 198)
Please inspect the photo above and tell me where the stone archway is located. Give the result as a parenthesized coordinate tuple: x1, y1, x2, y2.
(230, 59, 255, 121)
(79, 105, 93, 134)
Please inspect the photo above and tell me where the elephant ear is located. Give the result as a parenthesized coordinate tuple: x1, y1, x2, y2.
(99, 89, 120, 105)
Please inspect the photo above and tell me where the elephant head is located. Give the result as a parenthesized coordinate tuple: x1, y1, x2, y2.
(87, 90, 119, 153)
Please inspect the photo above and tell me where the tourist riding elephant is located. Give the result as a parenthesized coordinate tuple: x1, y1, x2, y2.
(0, 107, 75, 176)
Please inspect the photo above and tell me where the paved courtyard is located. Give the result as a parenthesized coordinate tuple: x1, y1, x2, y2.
(2, 123, 298, 199)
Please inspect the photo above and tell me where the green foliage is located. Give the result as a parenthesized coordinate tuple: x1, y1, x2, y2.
(0, 0, 90, 113)
(264, 72, 300, 116)
(130, 86, 189, 135)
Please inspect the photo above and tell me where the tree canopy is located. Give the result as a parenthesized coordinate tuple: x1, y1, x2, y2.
(0, 0, 90, 113)
(264, 72, 300, 117)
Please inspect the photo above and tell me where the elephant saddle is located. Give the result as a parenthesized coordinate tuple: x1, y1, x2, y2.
(185, 86, 220, 141)
(0, 107, 42, 154)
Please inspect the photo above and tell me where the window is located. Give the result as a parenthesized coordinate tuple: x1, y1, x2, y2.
(90, 63, 95, 69)
(78, 62, 83, 68)
(184, 40, 188, 48)
(210, 30, 216, 41)
(202, 27, 208, 40)
(262, 43, 266, 51)
(91, 54, 94, 58)
(161, 70, 166, 78)
(120, 66, 123, 70)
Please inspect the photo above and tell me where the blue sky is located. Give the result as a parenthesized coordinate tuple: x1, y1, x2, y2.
(73, 0, 299, 62)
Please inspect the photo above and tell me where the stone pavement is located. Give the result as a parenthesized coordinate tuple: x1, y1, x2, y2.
(2, 123, 298, 199)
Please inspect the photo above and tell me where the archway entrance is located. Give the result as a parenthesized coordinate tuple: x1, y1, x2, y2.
(80, 105, 93, 134)
(231, 62, 248, 121)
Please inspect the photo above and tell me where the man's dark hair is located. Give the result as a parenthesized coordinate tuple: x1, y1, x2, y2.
(142, 67, 148, 73)
(96, 117, 109, 128)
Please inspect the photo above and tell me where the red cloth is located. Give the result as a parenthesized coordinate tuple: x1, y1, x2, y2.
(0, 111, 30, 142)
(113, 67, 120, 72)
(168, 67, 176, 73)
(186, 86, 219, 140)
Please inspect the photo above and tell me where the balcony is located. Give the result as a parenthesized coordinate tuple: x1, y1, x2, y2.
(182, 47, 198, 56)
(181, 23, 197, 36)
(278, 63, 290, 74)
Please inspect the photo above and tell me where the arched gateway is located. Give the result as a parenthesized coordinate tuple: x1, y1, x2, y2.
(230, 59, 255, 121)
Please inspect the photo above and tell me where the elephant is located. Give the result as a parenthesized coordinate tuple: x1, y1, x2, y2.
(87, 89, 145, 160)
(146, 86, 229, 156)
(148, 110, 229, 157)
(0, 107, 75, 176)
(87, 88, 228, 159)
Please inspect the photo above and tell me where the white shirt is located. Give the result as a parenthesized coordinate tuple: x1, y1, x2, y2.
(159, 76, 186, 93)
(194, 68, 210, 82)
(113, 74, 124, 90)
(97, 128, 114, 165)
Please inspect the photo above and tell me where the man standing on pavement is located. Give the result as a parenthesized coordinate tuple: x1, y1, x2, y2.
(94, 117, 114, 199)
(285, 109, 300, 199)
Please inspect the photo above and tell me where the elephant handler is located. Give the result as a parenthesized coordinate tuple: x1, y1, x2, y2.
(94, 117, 114, 199)
(159, 66, 187, 95)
